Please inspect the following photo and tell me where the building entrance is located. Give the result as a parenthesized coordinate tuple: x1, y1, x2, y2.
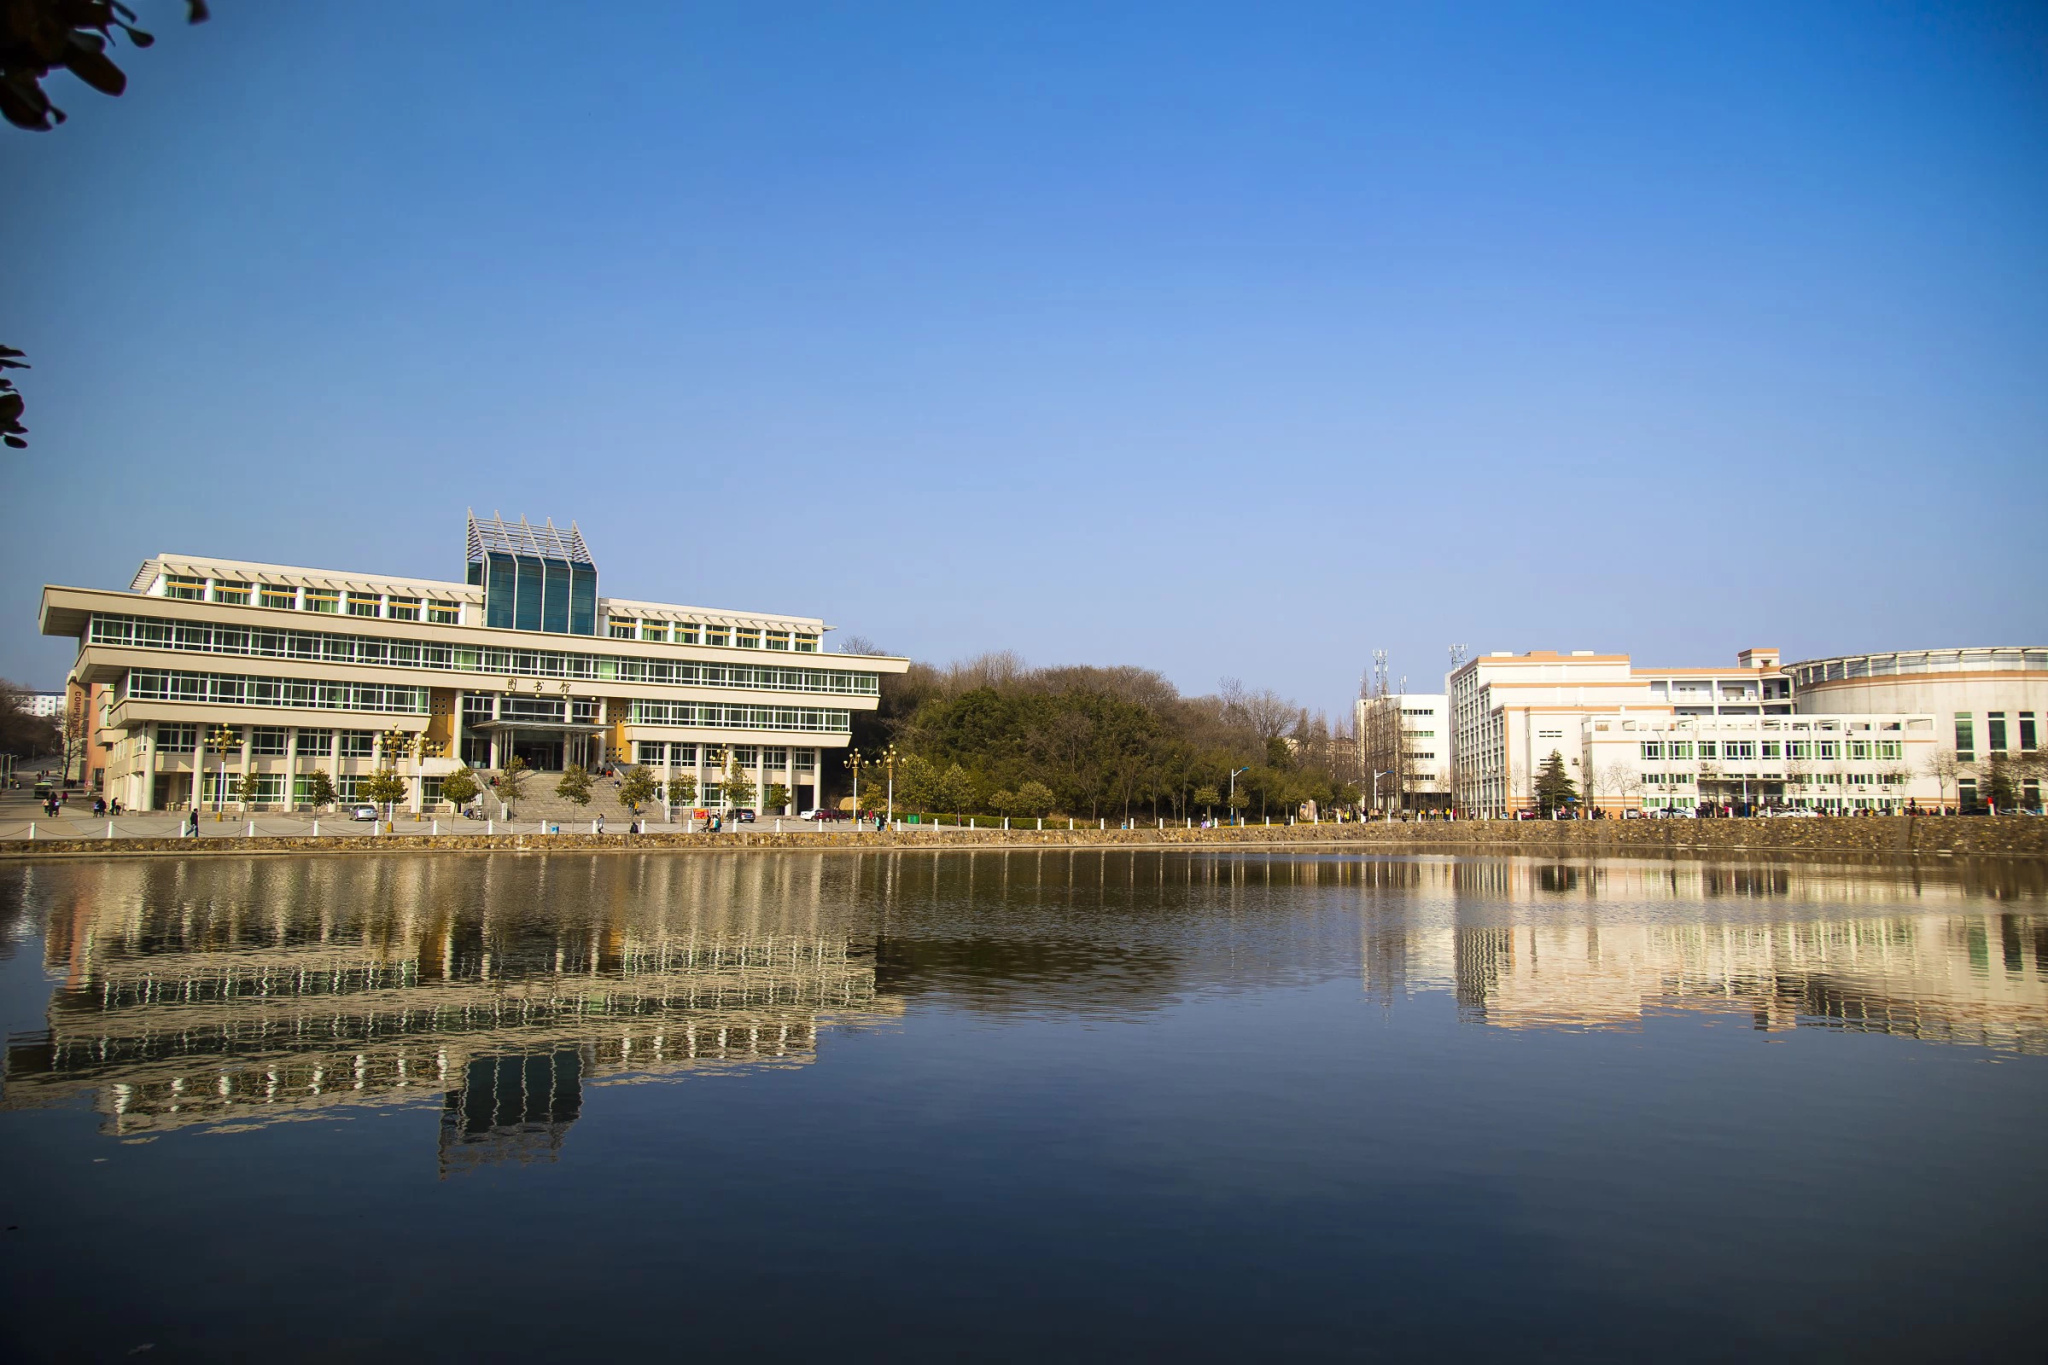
(510, 737, 564, 772)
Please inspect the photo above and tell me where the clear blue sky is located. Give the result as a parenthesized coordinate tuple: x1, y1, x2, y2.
(7, 1, 2045, 710)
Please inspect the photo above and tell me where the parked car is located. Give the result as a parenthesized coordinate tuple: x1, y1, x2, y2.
(731, 808, 756, 824)
(1764, 807, 1820, 818)
(802, 808, 845, 821)
(349, 804, 379, 821)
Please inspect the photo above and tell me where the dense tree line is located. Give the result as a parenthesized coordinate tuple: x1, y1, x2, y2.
(838, 644, 1360, 822)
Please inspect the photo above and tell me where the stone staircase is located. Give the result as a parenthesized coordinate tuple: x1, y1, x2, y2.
(476, 771, 650, 829)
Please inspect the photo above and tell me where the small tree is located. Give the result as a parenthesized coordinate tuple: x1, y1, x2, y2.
(764, 781, 792, 814)
(1015, 780, 1056, 818)
(1984, 753, 2018, 814)
(1193, 784, 1221, 817)
(360, 767, 407, 809)
(498, 755, 529, 805)
(1533, 750, 1578, 817)
(235, 769, 263, 812)
(934, 763, 975, 820)
(666, 772, 697, 809)
(894, 754, 937, 812)
(990, 788, 1017, 818)
(1922, 749, 1962, 810)
(301, 769, 337, 812)
(441, 767, 480, 809)
(722, 753, 755, 810)
(556, 763, 593, 805)
(617, 764, 659, 812)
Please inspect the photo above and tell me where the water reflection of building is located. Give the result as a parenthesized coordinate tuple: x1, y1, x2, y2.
(1, 855, 898, 1169)
(1357, 859, 2048, 1052)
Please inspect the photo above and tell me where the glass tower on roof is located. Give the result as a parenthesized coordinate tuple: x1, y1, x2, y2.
(465, 512, 598, 636)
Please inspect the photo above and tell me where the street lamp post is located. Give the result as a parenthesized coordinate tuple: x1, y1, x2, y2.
(884, 744, 897, 827)
(1372, 769, 1392, 820)
(378, 726, 411, 832)
(1228, 766, 1249, 826)
(206, 725, 238, 822)
(848, 747, 861, 827)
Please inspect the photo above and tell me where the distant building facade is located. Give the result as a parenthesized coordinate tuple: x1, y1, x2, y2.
(38, 512, 907, 812)
(1356, 692, 1451, 812)
(1450, 645, 2047, 816)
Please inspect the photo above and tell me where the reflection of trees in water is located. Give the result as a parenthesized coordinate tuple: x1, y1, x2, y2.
(1, 855, 894, 1163)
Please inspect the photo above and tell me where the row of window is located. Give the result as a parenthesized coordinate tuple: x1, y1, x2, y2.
(608, 619, 819, 651)
(1641, 771, 1909, 788)
(124, 669, 430, 715)
(91, 613, 878, 695)
(1638, 738, 1904, 762)
(198, 772, 446, 804)
(152, 724, 383, 757)
(164, 575, 463, 622)
(632, 741, 818, 770)
(1954, 711, 2037, 762)
(627, 700, 850, 734)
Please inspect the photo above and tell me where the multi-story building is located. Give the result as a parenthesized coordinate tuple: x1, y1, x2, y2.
(1356, 692, 1451, 812)
(23, 691, 64, 718)
(38, 513, 906, 814)
(1785, 648, 2048, 814)
(1451, 644, 2047, 815)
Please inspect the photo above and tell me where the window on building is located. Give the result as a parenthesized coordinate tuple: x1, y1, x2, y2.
(641, 622, 668, 643)
(1816, 741, 1837, 760)
(1760, 741, 1780, 759)
(671, 744, 698, 766)
(1640, 742, 1663, 760)
(388, 596, 421, 622)
(1877, 740, 1903, 761)
(609, 619, 637, 639)
(214, 580, 251, 605)
(1667, 741, 1692, 760)
(1988, 713, 2007, 752)
(298, 728, 333, 754)
(1849, 741, 1871, 761)
(339, 731, 376, 757)
(736, 629, 760, 650)
(428, 600, 461, 625)
(1698, 741, 1717, 759)
(675, 624, 701, 645)
(1955, 714, 1974, 761)
(2022, 713, 2038, 751)
(249, 727, 288, 756)
(348, 593, 382, 618)
(732, 746, 759, 766)
(795, 750, 816, 770)
(794, 634, 818, 653)
(304, 589, 339, 614)
(165, 574, 206, 600)
(260, 587, 297, 610)
(703, 627, 730, 647)
(635, 741, 668, 764)
(765, 631, 790, 651)
(1958, 778, 1979, 810)
(155, 722, 197, 751)
(763, 747, 789, 766)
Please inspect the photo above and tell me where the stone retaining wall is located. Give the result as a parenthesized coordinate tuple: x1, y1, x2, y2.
(1, 816, 2043, 863)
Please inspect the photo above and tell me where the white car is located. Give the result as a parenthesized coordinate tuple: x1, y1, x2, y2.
(348, 804, 379, 821)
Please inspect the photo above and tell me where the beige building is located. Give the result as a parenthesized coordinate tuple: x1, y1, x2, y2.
(1447, 644, 2045, 815)
(39, 512, 908, 814)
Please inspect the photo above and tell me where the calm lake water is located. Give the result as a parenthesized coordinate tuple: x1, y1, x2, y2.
(3, 850, 2045, 1362)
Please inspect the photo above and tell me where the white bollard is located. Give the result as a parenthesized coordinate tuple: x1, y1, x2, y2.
(247, 820, 255, 837)
(28, 822, 34, 840)
(487, 819, 494, 835)
(107, 820, 114, 839)
(1037, 818, 1042, 830)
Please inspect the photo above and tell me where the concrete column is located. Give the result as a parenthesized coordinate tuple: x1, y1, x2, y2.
(286, 725, 300, 810)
